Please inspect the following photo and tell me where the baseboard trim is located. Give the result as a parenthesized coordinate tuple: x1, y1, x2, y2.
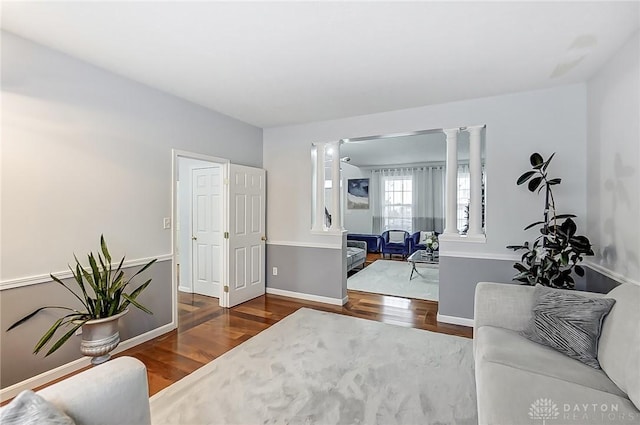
(0, 322, 175, 402)
(436, 313, 474, 328)
(178, 286, 192, 293)
(266, 287, 347, 306)
(0, 254, 173, 291)
(584, 261, 639, 286)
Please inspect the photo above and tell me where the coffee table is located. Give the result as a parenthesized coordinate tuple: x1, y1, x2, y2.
(407, 250, 439, 280)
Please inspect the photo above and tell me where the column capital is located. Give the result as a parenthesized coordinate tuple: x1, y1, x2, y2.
(443, 128, 459, 138)
(465, 125, 485, 135)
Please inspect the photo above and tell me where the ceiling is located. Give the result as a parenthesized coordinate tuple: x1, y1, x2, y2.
(341, 131, 473, 168)
(2, 2, 638, 128)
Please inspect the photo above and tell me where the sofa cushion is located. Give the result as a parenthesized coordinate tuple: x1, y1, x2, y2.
(476, 356, 640, 425)
(476, 326, 626, 397)
(598, 283, 640, 410)
(388, 231, 406, 243)
(0, 390, 75, 425)
(522, 284, 615, 369)
(419, 231, 433, 244)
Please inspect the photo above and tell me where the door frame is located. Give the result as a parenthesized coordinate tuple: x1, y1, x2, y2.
(171, 149, 230, 325)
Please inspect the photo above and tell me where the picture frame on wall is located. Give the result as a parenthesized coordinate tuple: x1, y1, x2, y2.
(347, 178, 369, 209)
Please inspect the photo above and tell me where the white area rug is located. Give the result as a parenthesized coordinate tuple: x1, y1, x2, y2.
(348, 259, 439, 301)
(150, 308, 476, 425)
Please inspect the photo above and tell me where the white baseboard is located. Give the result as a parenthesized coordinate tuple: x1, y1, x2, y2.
(0, 322, 175, 402)
(436, 313, 474, 328)
(266, 287, 348, 306)
(584, 261, 640, 286)
(178, 286, 192, 293)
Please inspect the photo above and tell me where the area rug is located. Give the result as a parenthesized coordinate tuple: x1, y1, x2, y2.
(348, 259, 439, 301)
(150, 308, 476, 425)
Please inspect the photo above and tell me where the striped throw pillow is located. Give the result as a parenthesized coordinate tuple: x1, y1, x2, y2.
(522, 284, 616, 369)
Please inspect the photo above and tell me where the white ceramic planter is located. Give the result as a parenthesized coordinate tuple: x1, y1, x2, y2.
(79, 309, 128, 365)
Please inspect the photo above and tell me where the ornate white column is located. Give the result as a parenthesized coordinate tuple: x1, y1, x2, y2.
(467, 126, 484, 238)
(443, 128, 459, 235)
(312, 143, 326, 231)
(329, 141, 342, 231)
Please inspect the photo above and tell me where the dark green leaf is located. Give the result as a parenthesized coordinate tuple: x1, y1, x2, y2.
(524, 221, 545, 231)
(565, 218, 577, 238)
(528, 176, 543, 192)
(506, 245, 526, 250)
(554, 214, 576, 219)
(100, 234, 111, 264)
(517, 171, 536, 185)
(123, 259, 157, 287)
(7, 306, 78, 331)
(575, 265, 585, 277)
(542, 152, 555, 171)
(45, 322, 85, 357)
(530, 153, 544, 167)
(513, 263, 528, 273)
(547, 178, 562, 185)
(50, 274, 89, 311)
(121, 294, 152, 315)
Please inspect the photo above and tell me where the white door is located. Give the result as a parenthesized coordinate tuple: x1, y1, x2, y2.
(225, 164, 266, 307)
(191, 166, 223, 298)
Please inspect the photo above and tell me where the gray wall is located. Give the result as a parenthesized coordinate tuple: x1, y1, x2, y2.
(266, 244, 347, 300)
(0, 261, 172, 388)
(586, 31, 640, 283)
(0, 31, 262, 388)
(1, 31, 263, 281)
(439, 256, 622, 320)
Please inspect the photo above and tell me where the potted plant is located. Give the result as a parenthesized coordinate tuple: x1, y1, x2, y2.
(507, 153, 594, 289)
(425, 233, 439, 254)
(7, 235, 156, 364)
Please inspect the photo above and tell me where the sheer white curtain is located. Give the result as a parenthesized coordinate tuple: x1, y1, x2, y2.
(413, 166, 445, 233)
(370, 166, 445, 234)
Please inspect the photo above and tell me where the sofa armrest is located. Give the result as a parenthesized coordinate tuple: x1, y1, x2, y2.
(474, 282, 537, 334)
(37, 357, 151, 425)
(347, 240, 367, 251)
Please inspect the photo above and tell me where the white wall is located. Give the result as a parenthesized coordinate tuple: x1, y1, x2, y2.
(1, 32, 263, 281)
(342, 163, 372, 234)
(587, 31, 640, 283)
(264, 84, 588, 258)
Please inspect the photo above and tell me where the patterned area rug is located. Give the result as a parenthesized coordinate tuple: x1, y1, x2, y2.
(150, 308, 477, 425)
(348, 259, 439, 301)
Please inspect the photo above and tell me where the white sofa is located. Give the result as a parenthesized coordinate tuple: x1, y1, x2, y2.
(1, 357, 151, 425)
(474, 282, 640, 425)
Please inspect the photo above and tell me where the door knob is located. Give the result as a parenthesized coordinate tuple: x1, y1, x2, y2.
(192, 235, 197, 241)
(261, 236, 267, 241)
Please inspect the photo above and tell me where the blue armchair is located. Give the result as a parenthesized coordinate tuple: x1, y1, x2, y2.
(380, 230, 410, 258)
(409, 231, 440, 254)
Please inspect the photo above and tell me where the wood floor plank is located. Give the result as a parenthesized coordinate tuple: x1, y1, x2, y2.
(19, 288, 472, 401)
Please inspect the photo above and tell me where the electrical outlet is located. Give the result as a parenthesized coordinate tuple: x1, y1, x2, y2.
(272, 267, 278, 276)
(163, 217, 171, 229)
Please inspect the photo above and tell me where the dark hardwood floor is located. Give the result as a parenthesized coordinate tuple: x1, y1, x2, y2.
(115, 289, 471, 397)
(20, 253, 469, 401)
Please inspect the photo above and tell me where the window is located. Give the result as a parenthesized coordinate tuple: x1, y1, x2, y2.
(457, 165, 485, 234)
(457, 165, 470, 233)
(383, 177, 412, 232)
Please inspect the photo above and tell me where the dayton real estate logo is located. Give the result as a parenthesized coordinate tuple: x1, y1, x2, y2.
(530, 398, 560, 424)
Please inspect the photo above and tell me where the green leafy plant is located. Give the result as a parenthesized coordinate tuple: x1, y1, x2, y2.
(506, 153, 594, 289)
(7, 235, 156, 356)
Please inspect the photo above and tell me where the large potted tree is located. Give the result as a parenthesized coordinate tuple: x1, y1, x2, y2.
(8, 235, 156, 364)
(507, 153, 594, 289)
